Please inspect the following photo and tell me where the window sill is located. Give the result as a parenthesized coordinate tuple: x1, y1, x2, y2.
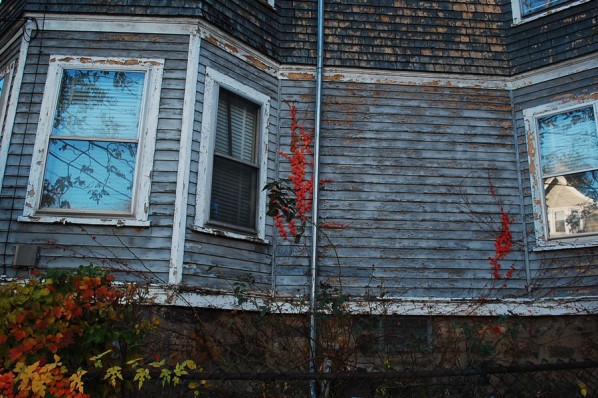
(193, 225, 269, 244)
(18, 215, 150, 227)
(533, 237, 598, 251)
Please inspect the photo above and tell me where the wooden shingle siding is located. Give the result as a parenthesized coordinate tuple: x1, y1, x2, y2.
(507, 1, 598, 75)
(201, 0, 279, 59)
(0, 30, 189, 283)
(181, 40, 279, 291)
(279, 0, 510, 75)
(18, 0, 280, 61)
(512, 68, 598, 298)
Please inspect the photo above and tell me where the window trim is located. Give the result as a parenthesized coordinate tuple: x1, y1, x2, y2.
(524, 94, 598, 249)
(0, 62, 14, 147)
(511, 0, 591, 24)
(194, 67, 270, 241)
(20, 55, 164, 227)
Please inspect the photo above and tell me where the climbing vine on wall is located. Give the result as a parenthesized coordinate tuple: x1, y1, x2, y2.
(265, 102, 346, 243)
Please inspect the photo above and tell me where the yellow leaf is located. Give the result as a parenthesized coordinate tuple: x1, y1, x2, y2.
(104, 366, 123, 388)
(579, 382, 588, 397)
(69, 369, 87, 393)
(159, 368, 172, 386)
(150, 359, 165, 368)
(185, 360, 197, 370)
(126, 357, 143, 369)
(90, 349, 113, 362)
(134, 368, 150, 390)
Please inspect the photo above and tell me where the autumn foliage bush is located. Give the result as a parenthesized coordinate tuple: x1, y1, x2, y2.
(0, 265, 210, 398)
(0, 266, 148, 397)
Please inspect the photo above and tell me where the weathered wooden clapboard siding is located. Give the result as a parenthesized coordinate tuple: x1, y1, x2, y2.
(0, 0, 594, 309)
(181, 40, 279, 291)
(0, 29, 190, 283)
(273, 78, 527, 297)
(512, 68, 598, 298)
(507, 1, 598, 75)
(279, 0, 510, 75)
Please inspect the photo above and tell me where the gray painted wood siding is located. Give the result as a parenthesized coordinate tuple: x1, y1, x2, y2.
(512, 69, 598, 298)
(0, 30, 190, 283)
(181, 40, 280, 291)
(275, 78, 528, 298)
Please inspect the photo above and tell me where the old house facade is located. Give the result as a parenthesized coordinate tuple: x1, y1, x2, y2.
(0, 0, 596, 323)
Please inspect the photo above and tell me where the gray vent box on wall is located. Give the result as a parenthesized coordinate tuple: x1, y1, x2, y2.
(12, 245, 40, 268)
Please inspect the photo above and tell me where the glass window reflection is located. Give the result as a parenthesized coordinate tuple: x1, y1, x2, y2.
(545, 171, 598, 237)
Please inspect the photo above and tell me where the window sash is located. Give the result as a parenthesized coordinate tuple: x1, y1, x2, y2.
(210, 155, 258, 230)
(544, 171, 598, 238)
(52, 69, 145, 140)
(40, 138, 138, 213)
(534, 102, 598, 240)
(520, 0, 571, 15)
(38, 68, 146, 214)
(209, 89, 259, 231)
(538, 105, 598, 177)
(214, 89, 258, 165)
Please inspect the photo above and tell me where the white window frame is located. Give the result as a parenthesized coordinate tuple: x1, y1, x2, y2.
(194, 67, 270, 241)
(524, 94, 598, 249)
(511, 0, 591, 24)
(0, 62, 14, 145)
(19, 55, 164, 227)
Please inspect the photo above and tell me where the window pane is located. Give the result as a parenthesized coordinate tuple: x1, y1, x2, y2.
(538, 105, 598, 176)
(215, 90, 258, 164)
(40, 139, 137, 212)
(545, 171, 598, 238)
(210, 155, 257, 229)
(52, 69, 145, 140)
(0, 77, 4, 95)
(520, 0, 571, 16)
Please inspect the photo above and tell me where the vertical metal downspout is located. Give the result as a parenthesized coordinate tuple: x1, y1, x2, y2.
(309, 0, 325, 397)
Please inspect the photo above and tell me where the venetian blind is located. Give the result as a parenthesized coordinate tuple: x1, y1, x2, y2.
(539, 105, 598, 177)
(52, 69, 145, 140)
(210, 89, 259, 229)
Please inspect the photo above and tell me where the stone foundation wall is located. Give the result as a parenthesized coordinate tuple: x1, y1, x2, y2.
(145, 306, 598, 378)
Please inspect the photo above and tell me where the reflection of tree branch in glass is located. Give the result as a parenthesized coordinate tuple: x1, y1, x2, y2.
(41, 139, 137, 211)
(41, 69, 145, 213)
